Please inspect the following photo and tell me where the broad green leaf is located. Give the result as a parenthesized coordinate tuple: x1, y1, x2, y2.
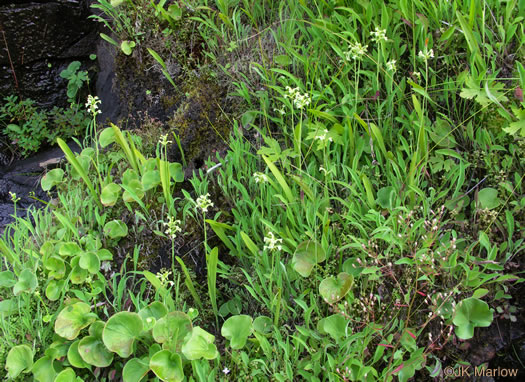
(104, 220, 128, 239)
(253, 316, 273, 335)
(452, 297, 493, 339)
(169, 162, 184, 182)
(41, 168, 64, 191)
(78, 336, 114, 367)
(221, 315, 253, 350)
(67, 340, 89, 369)
(376, 186, 395, 209)
(32, 356, 56, 382)
(121, 40, 136, 55)
(0, 270, 16, 288)
(5, 344, 33, 378)
(70, 265, 87, 284)
(59, 242, 82, 257)
(55, 302, 97, 340)
(45, 279, 65, 301)
(150, 350, 184, 382)
(13, 268, 38, 296)
(79, 252, 101, 274)
(54, 368, 80, 382)
(100, 183, 121, 206)
(317, 314, 348, 341)
(291, 240, 326, 277)
(103, 312, 143, 358)
(181, 326, 218, 360)
(477, 188, 501, 209)
(44, 256, 66, 279)
(319, 272, 353, 304)
(139, 301, 168, 330)
(152, 312, 192, 352)
(123, 358, 150, 382)
(99, 127, 116, 147)
(142, 170, 160, 191)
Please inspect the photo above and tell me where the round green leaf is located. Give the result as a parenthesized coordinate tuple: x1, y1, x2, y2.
(41, 168, 64, 191)
(181, 326, 218, 360)
(103, 312, 143, 358)
(78, 335, 114, 367)
(99, 127, 115, 147)
(44, 256, 66, 279)
(221, 315, 253, 350)
(67, 340, 89, 369)
(59, 242, 82, 257)
(54, 368, 80, 382)
(55, 302, 97, 340)
(320, 272, 353, 304)
(253, 316, 273, 335)
(477, 187, 501, 209)
(169, 162, 184, 183)
(104, 220, 128, 239)
(121, 40, 136, 55)
(139, 302, 168, 331)
(123, 358, 150, 382)
(45, 279, 65, 301)
(150, 350, 184, 382)
(291, 240, 326, 277)
(79, 252, 101, 274)
(5, 344, 33, 378)
(32, 356, 56, 382)
(317, 314, 348, 341)
(122, 179, 145, 202)
(342, 258, 364, 277)
(70, 265, 87, 284)
(152, 312, 192, 352)
(452, 297, 493, 340)
(376, 186, 395, 209)
(0, 270, 16, 288)
(101, 183, 121, 207)
(13, 268, 38, 296)
(142, 170, 160, 191)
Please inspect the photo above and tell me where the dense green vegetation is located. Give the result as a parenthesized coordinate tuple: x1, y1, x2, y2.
(1, 0, 524, 380)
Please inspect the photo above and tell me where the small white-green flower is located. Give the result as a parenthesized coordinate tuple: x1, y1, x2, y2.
(284, 86, 311, 109)
(101, 261, 112, 273)
(418, 48, 434, 61)
(264, 231, 283, 252)
(159, 134, 172, 146)
(196, 193, 214, 213)
(315, 129, 332, 142)
(345, 42, 368, 61)
(162, 215, 182, 239)
(222, 367, 230, 375)
(85, 95, 101, 116)
(253, 172, 269, 184)
(386, 59, 397, 72)
(9, 191, 20, 203)
(370, 27, 388, 43)
(273, 107, 285, 116)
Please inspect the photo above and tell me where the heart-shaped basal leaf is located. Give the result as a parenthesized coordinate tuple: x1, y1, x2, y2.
(123, 358, 150, 382)
(452, 297, 493, 340)
(67, 340, 89, 369)
(139, 302, 168, 324)
(291, 240, 326, 277)
(121, 40, 136, 55)
(181, 326, 218, 360)
(13, 268, 38, 296)
(5, 344, 33, 378)
(79, 251, 101, 274)
(79, 321, 114, 367)
(477, 187, 501, 210)
(376, 186, 395, 209)
(45, 279, 66, 301)
(59, 242, 82, 257)
(142, 170, 161, 191)
(103, 312, 143, 358)
(253, 316, 273, 335)
(0, 270, 16, 288)
(152, 312, 192, 352)
(221, 315, 253, 350)
(104, 220, 128, 239)
(150, 350, 184, 382)
(342, 258, 364, 277)
(319, 272, 354, 304)
(101, 183, 121, 207)
(55, 302, 97, 340)
(54, 367, 79, 382)
(169, 162, 184, 183)
(99, 127, 115, 147)
(122, 179, 145, 203)
(32, 355, 56, 382)
(317, 314, 348, 341)
(41, 168, 64, 191)
(70, 264, 88, 284)
(44, 255, 66, 279)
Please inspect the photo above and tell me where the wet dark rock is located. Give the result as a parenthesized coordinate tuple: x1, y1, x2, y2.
(0, 0, 98, 107)
(0, 141, 79, 233)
